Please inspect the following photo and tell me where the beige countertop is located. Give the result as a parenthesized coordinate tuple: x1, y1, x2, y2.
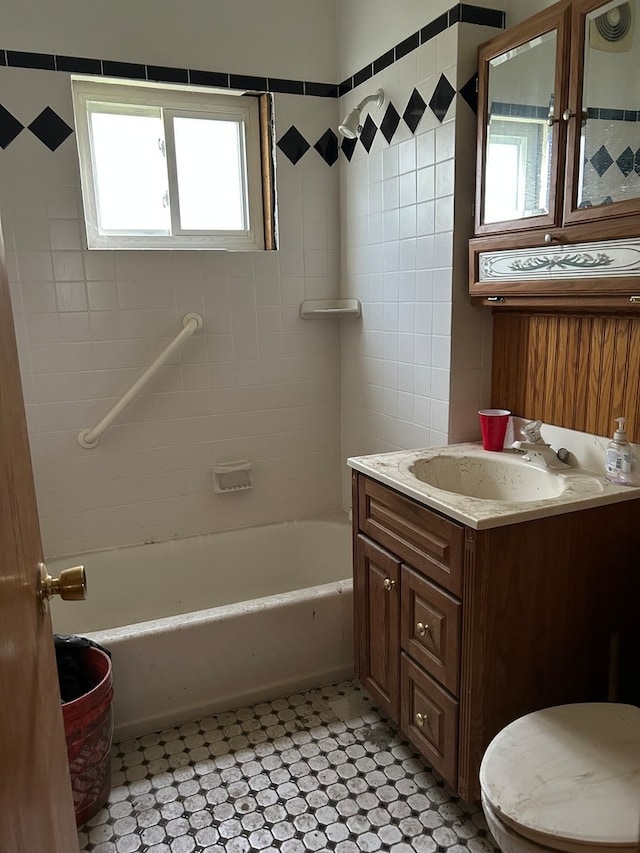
(348, 441, 640, 530)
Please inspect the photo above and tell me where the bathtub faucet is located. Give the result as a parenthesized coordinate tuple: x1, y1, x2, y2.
(511, 420, 570, 470)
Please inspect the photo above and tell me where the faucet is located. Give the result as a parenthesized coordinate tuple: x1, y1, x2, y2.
(511, 420, 570, 470)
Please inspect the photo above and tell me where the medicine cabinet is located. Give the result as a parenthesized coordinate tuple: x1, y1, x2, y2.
(469, 0, 640, 307)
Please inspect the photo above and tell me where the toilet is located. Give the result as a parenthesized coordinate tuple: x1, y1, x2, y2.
(479, 703, 640, 852)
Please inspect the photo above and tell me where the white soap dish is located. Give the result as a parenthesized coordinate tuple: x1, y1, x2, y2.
(213, 461, 254, 493)
(300, 298, 361, 319)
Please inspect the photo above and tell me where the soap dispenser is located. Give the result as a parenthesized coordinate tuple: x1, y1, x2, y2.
(605, 416, 634, 485)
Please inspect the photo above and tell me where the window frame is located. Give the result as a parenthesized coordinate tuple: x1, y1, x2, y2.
(71, 76, 274, 251)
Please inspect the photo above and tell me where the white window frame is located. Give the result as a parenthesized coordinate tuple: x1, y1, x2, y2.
(71, 76, 268, 250)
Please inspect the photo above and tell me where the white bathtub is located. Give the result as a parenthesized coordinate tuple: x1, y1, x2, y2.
(50, 515, 354, 739)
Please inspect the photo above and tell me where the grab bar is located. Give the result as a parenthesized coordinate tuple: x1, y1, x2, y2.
(78, 312, 204, 448)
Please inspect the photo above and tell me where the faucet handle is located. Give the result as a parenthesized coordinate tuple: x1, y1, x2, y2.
(520, 419, 543, 443)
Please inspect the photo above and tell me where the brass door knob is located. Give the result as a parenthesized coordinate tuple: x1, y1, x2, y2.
(383, 578, 396, 591)
(416, 622, 429, 637)
(37, 562, 87, 613)
(415, 712, 427, 727)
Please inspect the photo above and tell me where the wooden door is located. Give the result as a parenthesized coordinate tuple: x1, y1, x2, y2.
(0, 233, 79, 849)
(353, 534, 400, 722)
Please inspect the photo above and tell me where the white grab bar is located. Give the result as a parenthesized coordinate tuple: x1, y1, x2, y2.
(78, 312, 204, 449)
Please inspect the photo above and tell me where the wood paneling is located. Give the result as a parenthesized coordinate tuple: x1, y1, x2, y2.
(492, 313, 640, 442)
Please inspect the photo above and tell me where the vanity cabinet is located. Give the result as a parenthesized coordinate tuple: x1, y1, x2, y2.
(352, 471, 640, 802)
(469, 0, 640, 306)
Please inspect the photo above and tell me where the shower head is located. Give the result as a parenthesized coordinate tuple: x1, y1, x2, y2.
(338, 88, 385, 139)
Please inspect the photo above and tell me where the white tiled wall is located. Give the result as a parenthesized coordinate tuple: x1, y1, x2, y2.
(339, 24, 494, 506)
(1, 67, 343, 557)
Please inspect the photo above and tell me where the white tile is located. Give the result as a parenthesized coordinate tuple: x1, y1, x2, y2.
(56, 281, 88, 312)
(17, 251, 53, 281)
(399, 172, 416, 208)
(13, 218, 50, 250)
(416, 130, 435, 169)
(20, 282, 57, 313)
(49, 219, 82, 250)
(417, 166, 435, 203)
(52, 251, 85, 281)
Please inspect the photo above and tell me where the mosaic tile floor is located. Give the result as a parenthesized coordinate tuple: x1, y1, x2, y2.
(79, 680, 497, 853)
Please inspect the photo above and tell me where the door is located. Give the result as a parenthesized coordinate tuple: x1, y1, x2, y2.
(0, 232, 79, 848)
(354, 534, 400, 722)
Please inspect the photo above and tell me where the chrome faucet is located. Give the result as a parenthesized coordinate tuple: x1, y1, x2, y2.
(512, 420, 570, 470)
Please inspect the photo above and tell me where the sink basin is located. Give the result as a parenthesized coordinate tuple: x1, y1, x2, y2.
(407, 453, 565, 502)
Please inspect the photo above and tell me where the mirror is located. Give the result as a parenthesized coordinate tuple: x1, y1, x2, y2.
(577, 0, 640, 209)
(482, 30, 557, 225)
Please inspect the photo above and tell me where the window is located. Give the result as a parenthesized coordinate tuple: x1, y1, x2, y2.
(71, 77, 276, 250)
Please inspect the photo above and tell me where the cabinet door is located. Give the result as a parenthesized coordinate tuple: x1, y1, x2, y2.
(354, 535, 400, 723)
(563, 0, 640, 226)
(475, 1, 571, 235)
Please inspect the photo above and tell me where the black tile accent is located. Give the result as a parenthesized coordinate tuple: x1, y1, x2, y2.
(599, 107, 625, 121)
(305, 82, 338, 98)
(341, 136, 357, 162)
(189, 69, 229, 88)
(460, 4, 506, 27)
(0, 104, 24, 149)
(353, 65, 373, 88)
(459, 73, 478, 113)
(395, 33, 419, 60)
(590, 145, 614, 177)
(624, 110, 639, 122)
(269, 78, 304, 95)
(635, 148, 640, 176)
(449, 5, 462, 25)
(403, 88, 427, 133)
(616, 146, 635, 176)
(102, 60, 146, 79)
(56, 55, 102, 74)
(7, 50, 55, 70)
(373, 49, 394, 76)
(147, 65, 189, 84)
(338, 79, 353, 97)
(276, 125, 309, 165)
(28, 106, 73, 151)
(421, 13, 448, 44)
(0, 51, 6, 66)
(429, 73, 456, 122)
(314, 129, 339, 166)
(229, 73, 267, 91)
(587, 106, 599, 119)
(380, 102, 401, 144)
(359, 114, 378, 152)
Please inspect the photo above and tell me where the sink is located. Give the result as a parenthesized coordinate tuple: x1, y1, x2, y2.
(406, 453, 566, 502)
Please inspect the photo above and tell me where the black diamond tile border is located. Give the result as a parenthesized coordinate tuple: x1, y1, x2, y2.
(0, 104, 24, 148)
(341, 137, 357, 162)
(429, 74, 456, 123)
(277, 125, 310, 165)
(380, 102, 401, 144)
(28, 106, 73, 151)
(359, 114, 378, 153)
(77, 679, 498, 853)
(314, 129, 339, 167)
(403, 88, 427, 133)
(590, 144, 614, 177)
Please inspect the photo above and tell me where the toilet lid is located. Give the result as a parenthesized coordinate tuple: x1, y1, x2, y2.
(480, 704, 640, 852)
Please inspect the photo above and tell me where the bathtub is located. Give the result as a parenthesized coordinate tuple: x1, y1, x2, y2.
(50, 515, 354, 740)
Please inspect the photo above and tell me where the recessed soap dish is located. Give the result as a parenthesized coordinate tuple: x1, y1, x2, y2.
(213, 461, 254, 493)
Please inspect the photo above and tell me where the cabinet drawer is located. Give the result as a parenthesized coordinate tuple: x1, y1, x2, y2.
(401, 566, 461, 696)
(401, 653, 458, 787)
(358, 475, 463, 595)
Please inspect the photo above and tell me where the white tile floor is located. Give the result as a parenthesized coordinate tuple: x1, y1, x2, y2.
(79, 680, 497, 853)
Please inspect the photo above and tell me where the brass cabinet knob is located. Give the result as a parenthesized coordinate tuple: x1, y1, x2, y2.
(416, 622, 429, 637)
(383, 578, 396, 591)
(415, 712, 427, 728)
(37, 562, 87, 613)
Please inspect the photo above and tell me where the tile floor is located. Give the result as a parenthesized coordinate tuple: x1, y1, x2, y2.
(79, 680, 497, 853)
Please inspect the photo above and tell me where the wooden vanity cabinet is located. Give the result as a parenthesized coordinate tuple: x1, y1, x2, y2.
(352, 470, 640, 802)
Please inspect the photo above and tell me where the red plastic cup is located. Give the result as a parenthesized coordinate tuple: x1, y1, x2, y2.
(479, 409, 511, 451)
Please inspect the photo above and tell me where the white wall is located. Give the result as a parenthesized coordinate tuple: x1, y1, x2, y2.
(338, 16, 495, 508)
(0, 0, 338, 82)
(1, 6, 344, 558)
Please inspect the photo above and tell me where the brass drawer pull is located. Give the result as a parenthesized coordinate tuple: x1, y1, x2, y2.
(383, 578, 396, 591)
(416, 622, 429, 637)
(415, 712, 427, 727)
